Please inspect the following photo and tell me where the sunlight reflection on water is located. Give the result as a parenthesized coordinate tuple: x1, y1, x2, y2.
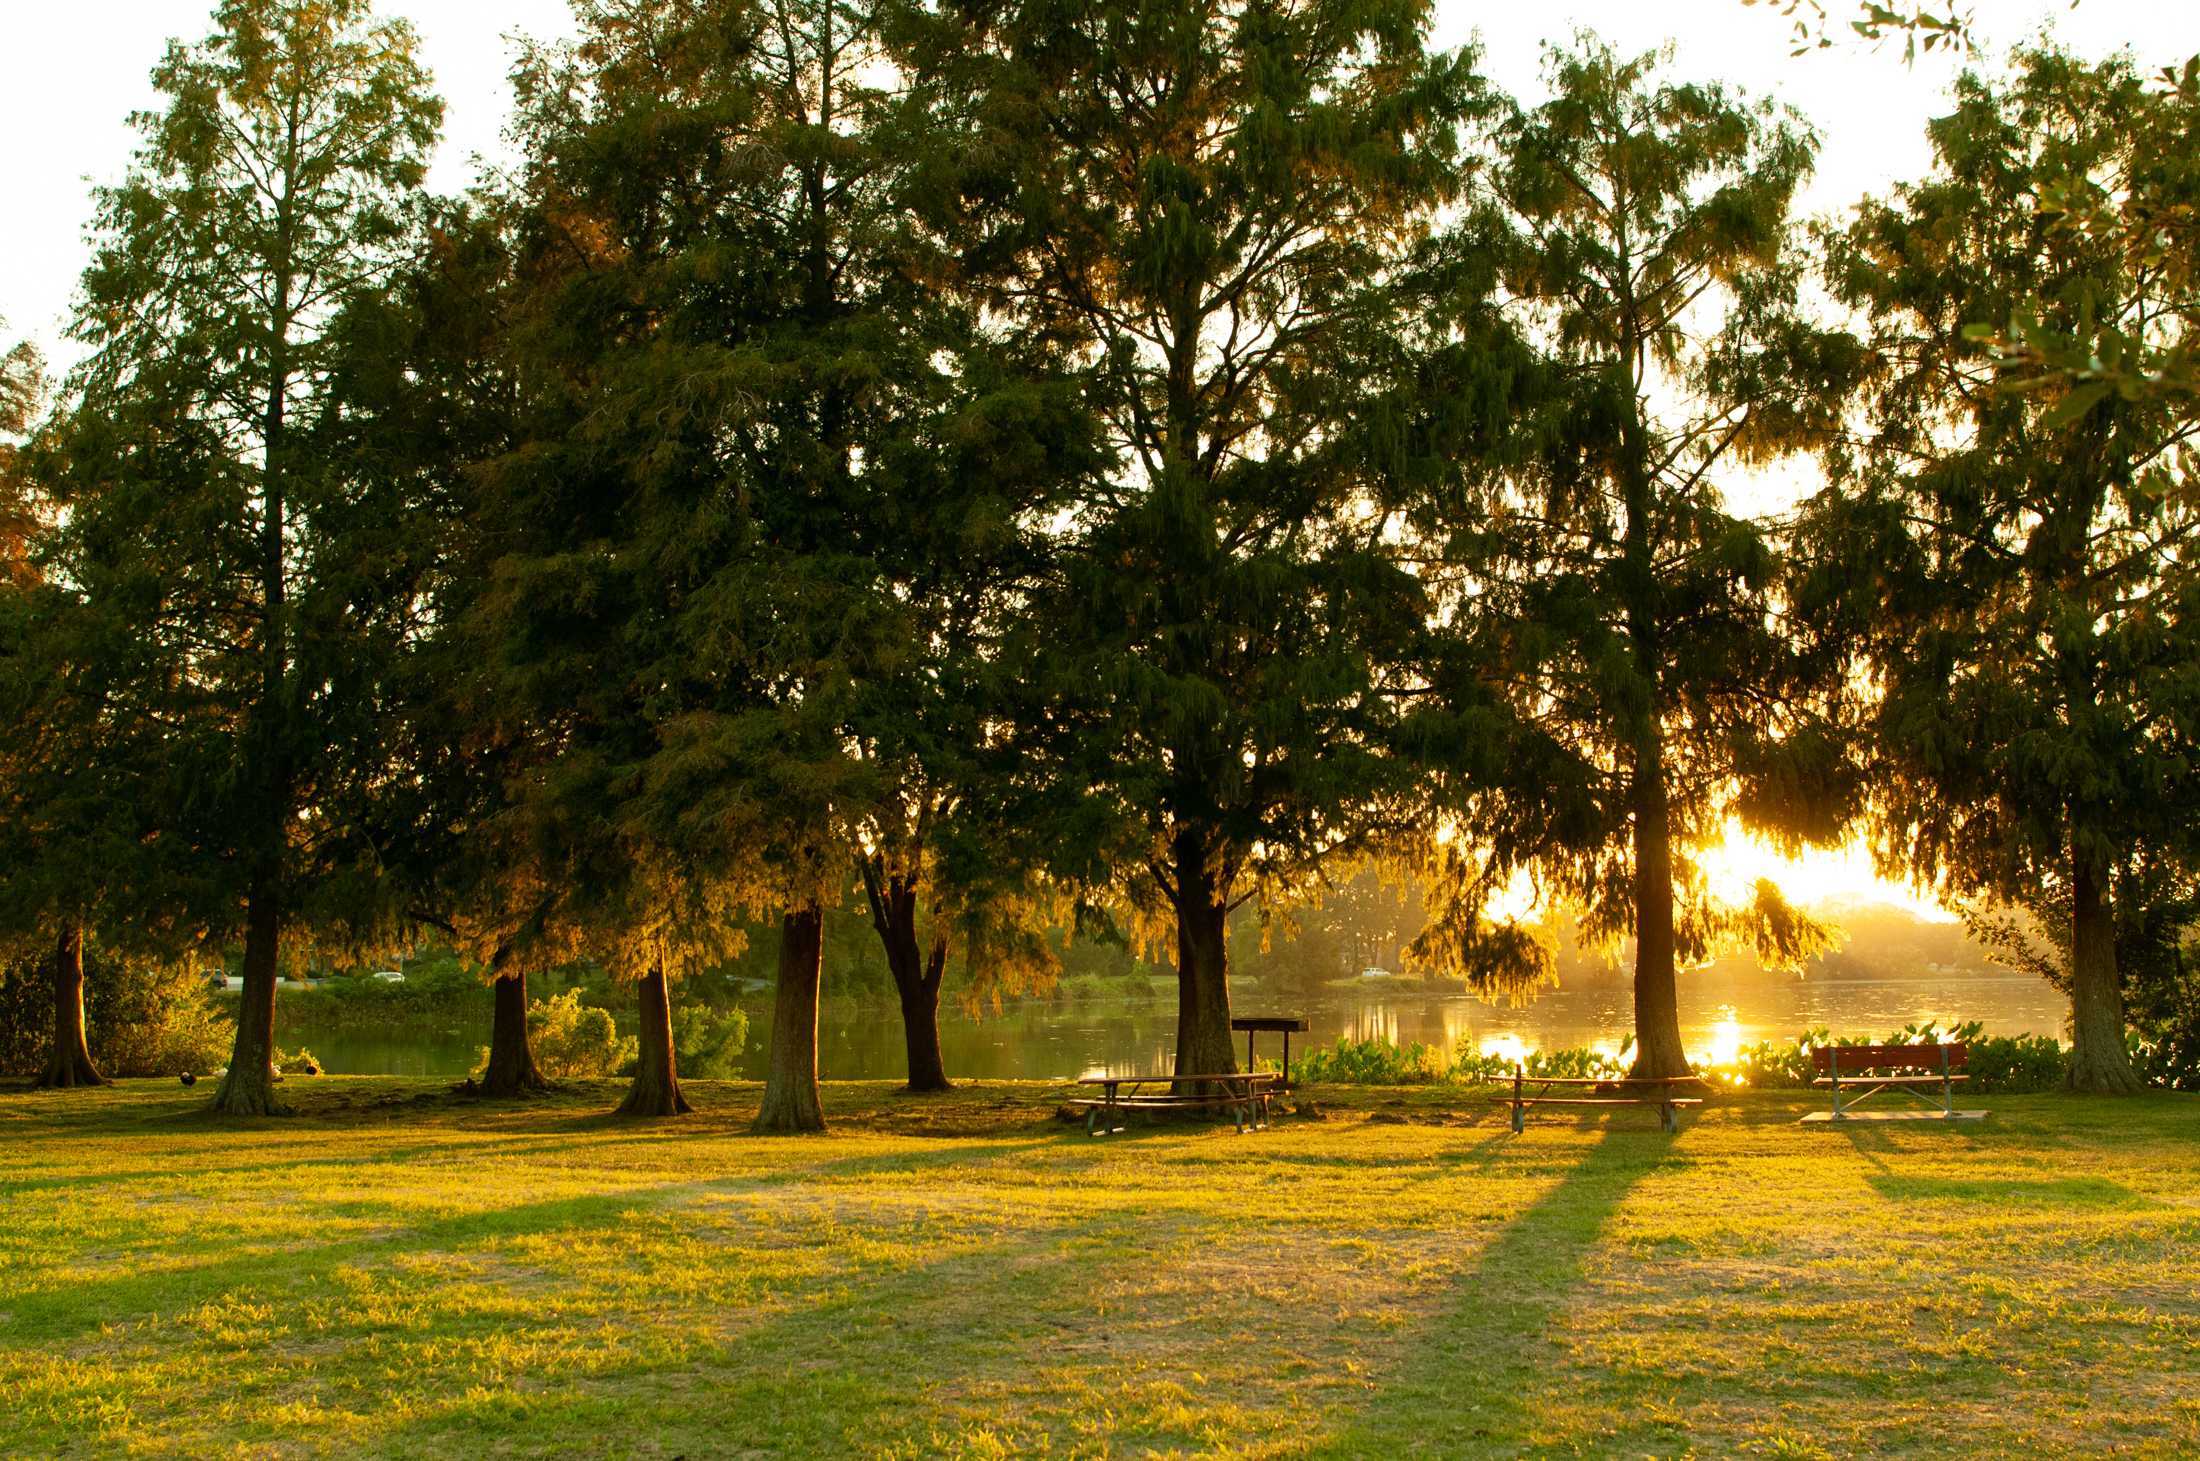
(288, 972, 2069, 1080)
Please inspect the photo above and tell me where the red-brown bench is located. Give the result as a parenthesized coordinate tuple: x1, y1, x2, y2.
(1801, 1042, 1986, 1123)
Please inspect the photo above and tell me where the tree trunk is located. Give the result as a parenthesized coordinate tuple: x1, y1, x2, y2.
(864, 867, 952, 1093)
(479, 969, 548, 1097)
(1172, 827, 1237, 1089)
(895, 936, 952, 1094)
(1627, 739, 1691, 1081)
(34, 922, 108, 1089)
(212, 879, 287, 1115)
(2067, 854, 2143, 1094)
(754, 906, 826, 1132)
(616, 963, 691, 1117)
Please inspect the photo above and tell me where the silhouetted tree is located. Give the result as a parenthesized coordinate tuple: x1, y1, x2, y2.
(1439, 38, 1859, 1078)
(1802, 47, 2200, 1093)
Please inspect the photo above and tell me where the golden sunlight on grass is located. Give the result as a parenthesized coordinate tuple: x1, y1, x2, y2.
(4, 1079, 2196, 1457)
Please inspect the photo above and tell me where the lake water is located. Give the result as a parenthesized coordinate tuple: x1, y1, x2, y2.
(280, 972, 2069, 1082)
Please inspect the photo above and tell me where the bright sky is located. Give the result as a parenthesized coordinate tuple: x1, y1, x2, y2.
(4, 0, 2192, 918)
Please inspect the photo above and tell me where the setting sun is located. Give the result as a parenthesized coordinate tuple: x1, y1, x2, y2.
(1699, 820, 1958, 923)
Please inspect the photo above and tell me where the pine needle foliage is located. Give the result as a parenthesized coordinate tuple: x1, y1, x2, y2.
(901, 0, 1490, 1078)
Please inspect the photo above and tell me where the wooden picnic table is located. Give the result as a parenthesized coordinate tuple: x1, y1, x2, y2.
(1070, 1071, 1278, 1136)
(1496, 1068, 1708, 1133)
(1231, 1016, 1310, 1088)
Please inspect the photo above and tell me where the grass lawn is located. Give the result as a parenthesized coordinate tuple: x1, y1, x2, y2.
(3, 1079, 2196, 1458)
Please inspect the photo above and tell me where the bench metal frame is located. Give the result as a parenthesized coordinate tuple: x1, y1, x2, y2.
(1500, 1068, 1706, 1133)
(1070, 1072, 1277, 1136)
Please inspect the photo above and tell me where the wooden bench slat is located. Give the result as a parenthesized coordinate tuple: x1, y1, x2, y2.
(1812, 1042, 1968, 1071)
(1516, 1075, 1709, 1087)
(1517, 1097, 1703, 1107)
(1811, 1074, 1968, 1087)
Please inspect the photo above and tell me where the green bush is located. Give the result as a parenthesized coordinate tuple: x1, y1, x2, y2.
(291, 950, 491, 1021)
(529, 990, 635, 1079)
(1297, 1036, 1449, 1084)
(1295, 1022, 2110, 1094)
(0, 946, 233, 1078)
(672, 1004, 751, 1079)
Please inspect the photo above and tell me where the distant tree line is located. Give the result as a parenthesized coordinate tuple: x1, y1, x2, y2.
(2, 0, 2194, 1124)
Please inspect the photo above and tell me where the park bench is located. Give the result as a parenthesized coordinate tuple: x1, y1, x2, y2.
(1800, 1041, 1986, 1123)
(1231, 1016, 1310, 1089)
(1497, 1067, 1707, 1133)
(1070, 1071, 1278, 1136)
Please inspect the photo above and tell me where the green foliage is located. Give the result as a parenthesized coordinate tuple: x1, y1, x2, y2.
(0, 948, 231, 1078)
(1292, 1021, 2187, 1094)
(669, 1004, 751, 1081)
(25, 0, 447, 1069)
(274, 1047, 323, 1077)
(1801, 45, 2200, 1089)
(526, 991, 636, 1082)
(1411, 37, 1862, 1076)
(1297, 1037, 1452, 1086)
(905, 0, 1495, 1078)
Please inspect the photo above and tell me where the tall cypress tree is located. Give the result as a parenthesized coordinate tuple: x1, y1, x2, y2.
(45, 0, 441, 1114)
(491, 0, 1087, 1127)
(316, 199, 557, 1099)
(1441, 37, 1860, 1079)
(1801, 47, 2200, 1093)
(903, 0, 1487, 1080)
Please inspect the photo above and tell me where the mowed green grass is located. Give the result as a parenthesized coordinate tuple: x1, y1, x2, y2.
(2, 1080, 2196, 1458)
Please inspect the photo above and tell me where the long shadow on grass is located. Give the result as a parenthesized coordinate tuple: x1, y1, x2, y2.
(0, 1134, 1054, 1343)
(1308, 1128, 1663, 1458)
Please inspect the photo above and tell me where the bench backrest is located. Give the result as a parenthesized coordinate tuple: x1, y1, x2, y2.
(1811, 1042, 1967, 1073)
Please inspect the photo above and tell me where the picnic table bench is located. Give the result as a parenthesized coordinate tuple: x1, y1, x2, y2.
(1801, 1042, 1986, 1123)
(1496, 1068, 1707, 1133)
(1071, 1072, 1278, 1136)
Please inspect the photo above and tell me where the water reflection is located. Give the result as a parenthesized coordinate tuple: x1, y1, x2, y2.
(284, 972, 2069, 1081)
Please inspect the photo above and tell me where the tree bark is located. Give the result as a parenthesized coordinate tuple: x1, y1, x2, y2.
(1627, 736, 1692, 1081)
(215, 213, 294, 1120)
(863, 865, 952, 1093)
(34, 922, 108, 1089)
(212, 878, 287, 1115)
(1171, 826, 1237, 1089)
(2066, 853, 2143, 1094)
(616, 963, 690, 1116)
(894, 939, 952, 1094)
(479, 969, 548, 1097)
(754, 905, 826, 1132)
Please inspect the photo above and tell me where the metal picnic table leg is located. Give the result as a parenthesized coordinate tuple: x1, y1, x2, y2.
(1282, 1031, 1293, 1090)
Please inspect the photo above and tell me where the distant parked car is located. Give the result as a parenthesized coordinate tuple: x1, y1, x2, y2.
(1359, 966, 1394, 980)
(208, 973, 243, 992)
(372, 969, 406, 983)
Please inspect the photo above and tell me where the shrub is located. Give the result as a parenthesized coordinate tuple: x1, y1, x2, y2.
(529, 990, 635, 1079)
(1297, 1036, 1449, 1084)
(1294, 1022, 2110, 1094)
(0, 946, 233, 1078)
(671, 1004, 751, 1079)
